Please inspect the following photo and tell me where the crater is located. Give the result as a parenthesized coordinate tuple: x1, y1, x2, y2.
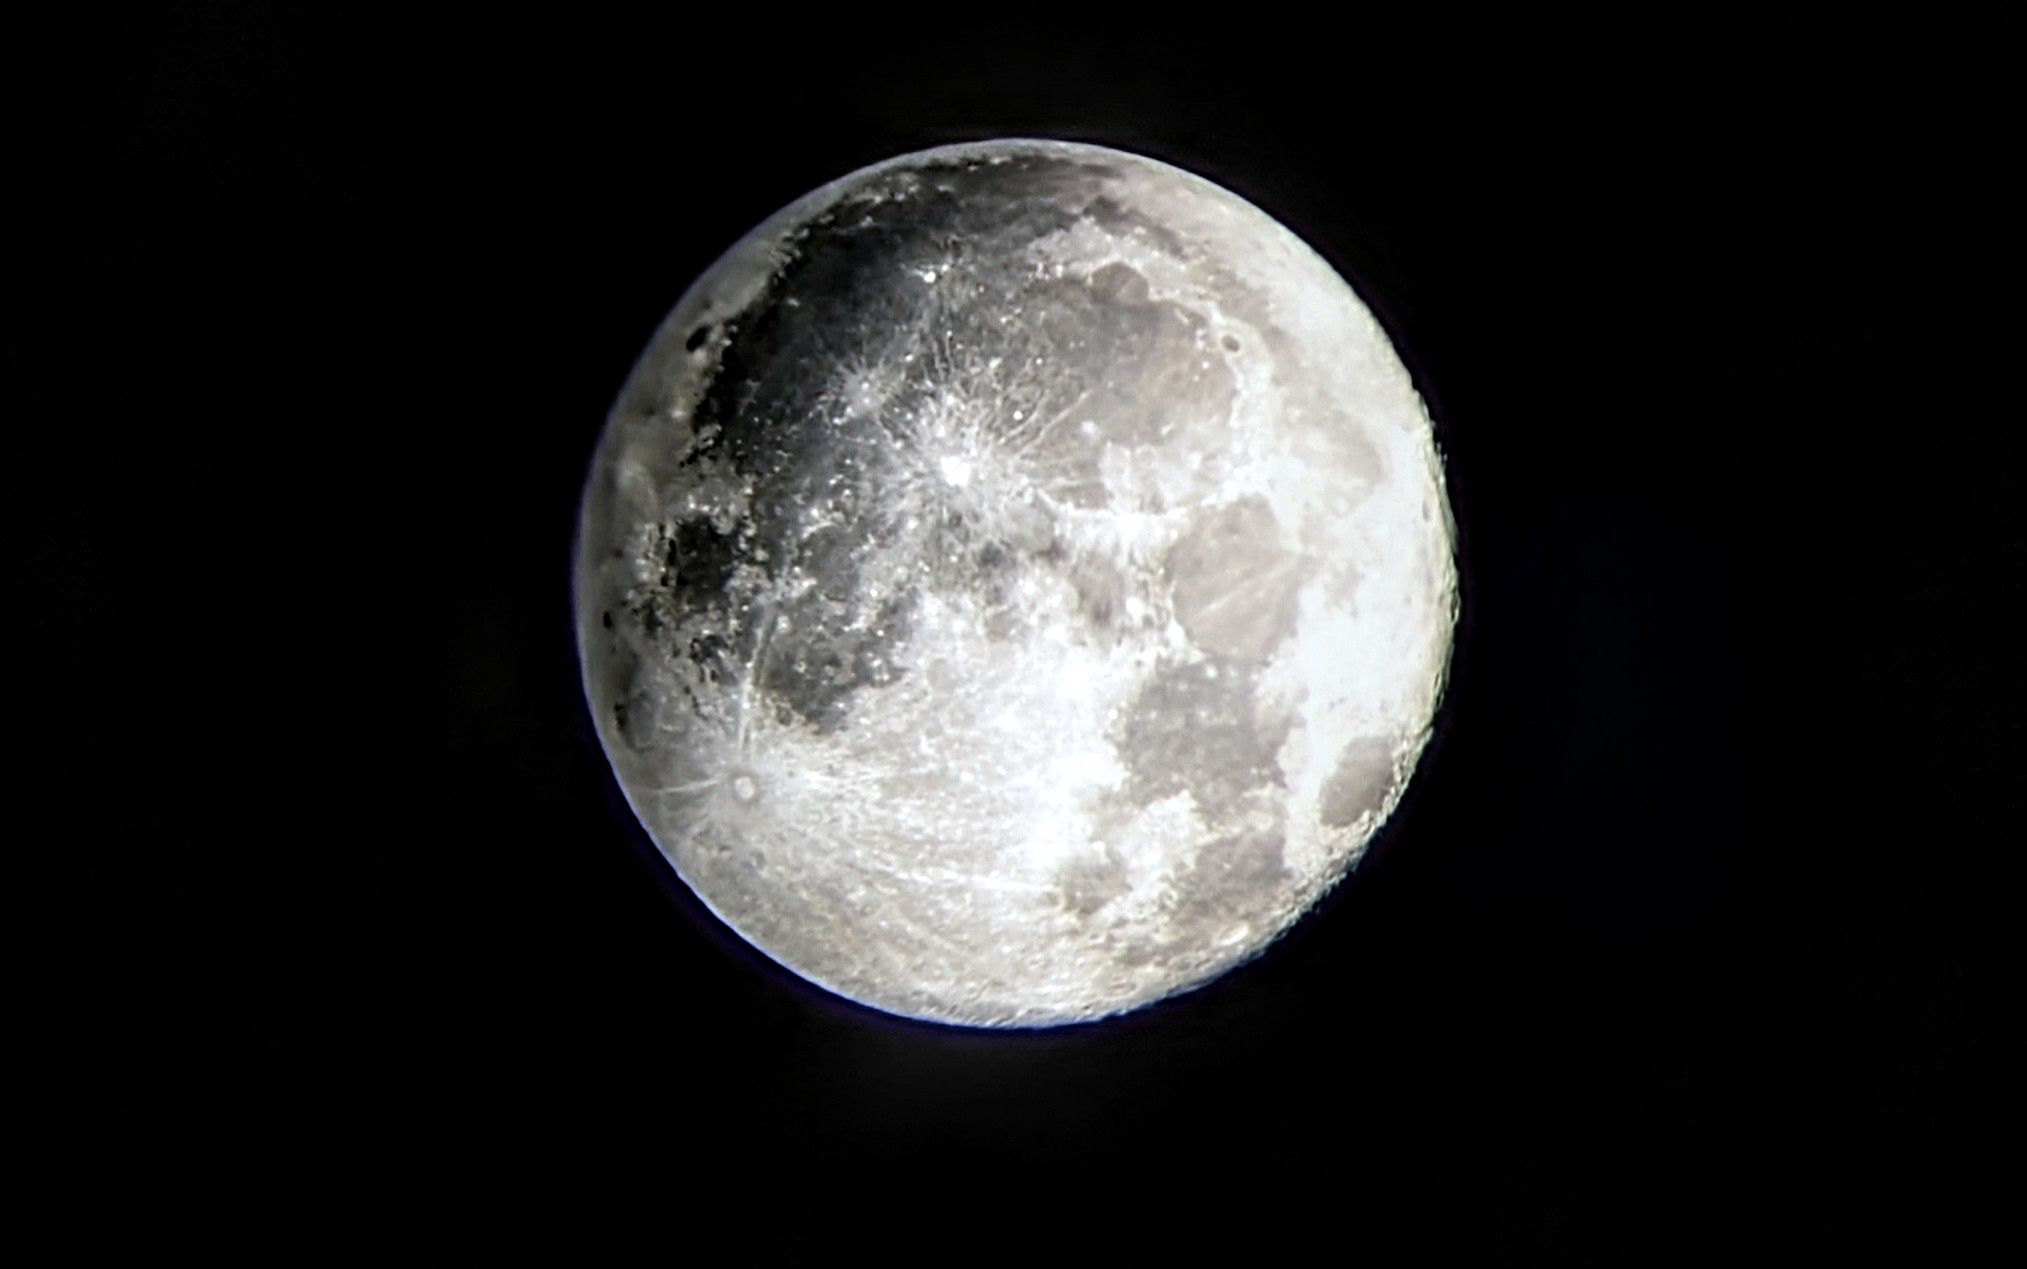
(579, 141, 1457, 1027)
(1087, 261, 1151, 304)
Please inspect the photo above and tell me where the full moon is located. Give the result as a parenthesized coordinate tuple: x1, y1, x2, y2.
(576, 140, 1457, 1026)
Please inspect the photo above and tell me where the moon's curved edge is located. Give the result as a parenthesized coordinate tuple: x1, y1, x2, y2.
(570, 138, 1461, 1029)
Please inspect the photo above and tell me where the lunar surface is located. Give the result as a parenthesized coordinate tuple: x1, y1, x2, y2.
(577, 139, 1457, 1026)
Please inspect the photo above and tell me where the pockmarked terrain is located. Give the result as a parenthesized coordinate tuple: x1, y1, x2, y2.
(577, 140, 1457, 1026)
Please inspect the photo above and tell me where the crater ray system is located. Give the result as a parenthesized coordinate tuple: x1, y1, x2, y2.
(577, 139, 1457, 1026)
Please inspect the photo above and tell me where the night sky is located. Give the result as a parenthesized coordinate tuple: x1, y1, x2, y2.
(19, 11, 2017, 1256)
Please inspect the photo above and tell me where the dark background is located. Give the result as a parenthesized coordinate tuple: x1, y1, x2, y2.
(18, 10, 2018, 1257)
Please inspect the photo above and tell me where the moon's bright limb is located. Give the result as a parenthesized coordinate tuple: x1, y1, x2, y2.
(576, 140, 1457, 1027)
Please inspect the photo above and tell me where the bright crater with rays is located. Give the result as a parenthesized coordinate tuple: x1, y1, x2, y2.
(577, 140, 1457, 1026)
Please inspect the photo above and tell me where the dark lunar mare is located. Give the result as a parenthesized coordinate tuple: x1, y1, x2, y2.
(580, 140, 1456, 1026)
(636, 152, 1244, 735)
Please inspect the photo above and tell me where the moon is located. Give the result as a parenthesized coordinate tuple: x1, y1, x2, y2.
(576, 139, 1457, 1027)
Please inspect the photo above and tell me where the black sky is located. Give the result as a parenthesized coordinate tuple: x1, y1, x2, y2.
(17, 10, 2019, 1256)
